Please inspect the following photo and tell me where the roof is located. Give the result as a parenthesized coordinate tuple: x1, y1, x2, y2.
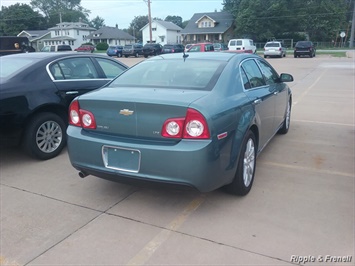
(48, 22, 96, 31)
(17, 30, 50, 41)
(140, 20, 183, 31)
(181, 11, 234, 35)
(86, 26, 135, 40)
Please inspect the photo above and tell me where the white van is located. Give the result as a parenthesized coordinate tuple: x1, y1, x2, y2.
(228, 39, 256, 53)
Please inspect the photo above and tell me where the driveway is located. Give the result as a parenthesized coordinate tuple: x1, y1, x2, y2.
(1, 54, 354, 266)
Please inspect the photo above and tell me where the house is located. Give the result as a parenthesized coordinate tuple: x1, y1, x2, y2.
(40, 21, 97, 50)
(181, 11, 235, 44)
(17, 30, 51, 51)
(86, 26, 135, 46)
(141, 20, 183, 45)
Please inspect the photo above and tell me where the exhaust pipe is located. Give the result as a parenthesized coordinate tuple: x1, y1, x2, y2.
(78, 171, 88, 178)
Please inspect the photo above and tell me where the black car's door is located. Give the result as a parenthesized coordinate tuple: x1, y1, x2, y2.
(49, 57, 126, 107)
(241, 59, 276, 150)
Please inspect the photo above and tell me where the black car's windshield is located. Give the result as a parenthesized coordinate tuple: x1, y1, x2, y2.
(109, 59, 225, 90)
(0, 57, 38, 79)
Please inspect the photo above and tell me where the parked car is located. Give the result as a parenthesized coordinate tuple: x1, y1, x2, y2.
(74, 44, 95, 53)
(228, 39, 256, 53)
(213, 43, 229, 52)
(67, 52, 294, 196)
(41, 45, 72, 52)
(0, 52, 128, 160)
(142, 43, 163, 58)
(184, 44, 193, 52)
(122, 44, 143, 58)
(187, 43, 215, 52)
(263, 41, 286, 58)
(0, 36, 35, 56)
(294, 41, 316, 58)
(106, 45, 124, 57)
(162, 44, 185, 54)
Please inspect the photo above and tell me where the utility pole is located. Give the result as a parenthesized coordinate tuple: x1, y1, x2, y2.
(350, 0, 355, 48)
(144, 0, 153, 43)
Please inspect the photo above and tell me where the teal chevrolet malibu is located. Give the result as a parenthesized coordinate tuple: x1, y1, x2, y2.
(67, 52, 293, 196)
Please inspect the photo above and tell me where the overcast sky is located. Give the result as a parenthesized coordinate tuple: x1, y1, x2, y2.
(1, 0, 224, 28)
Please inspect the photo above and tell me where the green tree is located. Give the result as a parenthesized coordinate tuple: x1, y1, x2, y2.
(90, 16, 105, 29)
(223, 0, 349, 42)
(0, 3, 46, 36)
(30, 0, 90, 26)
(128, 15, 149, 42)
(164, 15, 183, 27)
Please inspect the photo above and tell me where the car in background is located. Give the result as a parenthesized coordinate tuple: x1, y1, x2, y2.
(0, 52, 128, 160)
(66, 52, 294, 196)
(294, 41, 316, 58)
(41, 44, 72, 52)
(187, 43, 215, 52)
(142, 43, 163, 58)
(228, 39, 256, 53)
(75, 44, 95, 53)
(106, 45, 124, 57)
(184, 44, 193, 52)
(263, 41, 286, 58)
(213, 43, 228, 52)
(162, 44, 185, 54)
(122, 43, 143, 58)
(0, 36, 35, 56)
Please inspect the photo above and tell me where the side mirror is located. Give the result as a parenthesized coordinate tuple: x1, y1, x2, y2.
(280, 73, 294, 82)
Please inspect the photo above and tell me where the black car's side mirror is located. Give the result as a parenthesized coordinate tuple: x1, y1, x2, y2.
(280, 73, 294, 82)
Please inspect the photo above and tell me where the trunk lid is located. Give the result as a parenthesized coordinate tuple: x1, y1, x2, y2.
(78, 86, 208, 139)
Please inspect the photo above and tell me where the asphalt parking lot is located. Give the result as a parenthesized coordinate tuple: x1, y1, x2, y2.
(1, 53, 354, 266)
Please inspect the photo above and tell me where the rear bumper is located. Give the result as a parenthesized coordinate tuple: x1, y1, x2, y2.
(264, 50, 283, 56)
(67, 126, 235, 192)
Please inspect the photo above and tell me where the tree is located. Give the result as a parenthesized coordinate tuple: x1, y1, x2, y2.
(30, 0, 90, 26)
(0, 3, 46, 36)
(128, 15, 149, 42)
(89, 16, 105, 29)
(165, 15, 183, 27)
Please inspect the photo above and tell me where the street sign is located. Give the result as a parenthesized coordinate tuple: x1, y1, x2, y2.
(340, 31, 346, 38)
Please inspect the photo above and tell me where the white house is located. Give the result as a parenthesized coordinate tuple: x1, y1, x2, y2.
(41, 21, 97, 50)
(141, 20, 183, 45)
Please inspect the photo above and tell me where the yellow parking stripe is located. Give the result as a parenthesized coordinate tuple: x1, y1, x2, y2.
(126, 194, 206, 266)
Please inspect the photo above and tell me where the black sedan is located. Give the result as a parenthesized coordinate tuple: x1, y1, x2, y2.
(0, 52, 128, 160)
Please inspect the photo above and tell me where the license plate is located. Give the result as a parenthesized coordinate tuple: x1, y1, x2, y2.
(102, 146, 141, 173)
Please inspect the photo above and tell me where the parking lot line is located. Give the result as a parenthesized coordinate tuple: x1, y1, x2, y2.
(126, 194, 206, 266)
(293, 119, 354, 127)
(260, 161, 354, 178)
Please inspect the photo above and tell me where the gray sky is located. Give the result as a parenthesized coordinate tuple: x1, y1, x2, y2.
(0, 0, 224, 28)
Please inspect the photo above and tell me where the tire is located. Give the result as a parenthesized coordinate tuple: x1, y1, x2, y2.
(135, 52, 139, 57)
(278, 100, 291, 134)
(225, 131, 257, 196)
(309, 52, 313, 58)
(294, 54, 297, 58)
(124, 55, 128, 58)
(22, 112, 67, 160)
(117, 52, 122, 58)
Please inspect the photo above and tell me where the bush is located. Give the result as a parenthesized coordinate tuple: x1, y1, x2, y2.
(95, 42, 109, 51)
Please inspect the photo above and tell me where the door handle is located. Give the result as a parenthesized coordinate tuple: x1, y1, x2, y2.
(274, 91, 279, 95)
(253, 99, 262, 105)
(66, 91, 79, 95)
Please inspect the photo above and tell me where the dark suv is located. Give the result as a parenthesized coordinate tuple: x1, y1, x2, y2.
(294, 41, 316, 58)
(142, 43, 163, 58)
(162, 44, 185, 54)
(122, 44, 143, 58)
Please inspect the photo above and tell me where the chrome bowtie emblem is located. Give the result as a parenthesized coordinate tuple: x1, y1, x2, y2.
(119, 109, 134, 116)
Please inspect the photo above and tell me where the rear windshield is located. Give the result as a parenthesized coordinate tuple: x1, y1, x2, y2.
(265, 42, 281, 47)
(58, 45, 72, 51)
(296, 41, 311, 46)
(124, 45, 133, 48)
(109, 59, 226, 91)
(0, 57, 38, 79)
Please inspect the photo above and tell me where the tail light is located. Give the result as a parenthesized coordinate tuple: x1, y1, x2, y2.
(279, 47, 282, 51)
(161, 108, 210, 139)
(172, 49, 175, 53)
(69, 100, 97, 129)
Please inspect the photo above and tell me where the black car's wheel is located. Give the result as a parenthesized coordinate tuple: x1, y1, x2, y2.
(125, 55, 128, 58)
(294, 54, 297, 58)
(225, 131, 256, 196)
(22, 112, 67, 160)
(144, 55, 148, 58)
(278, 100, 291, 134)
(309, 52, 313, 58)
